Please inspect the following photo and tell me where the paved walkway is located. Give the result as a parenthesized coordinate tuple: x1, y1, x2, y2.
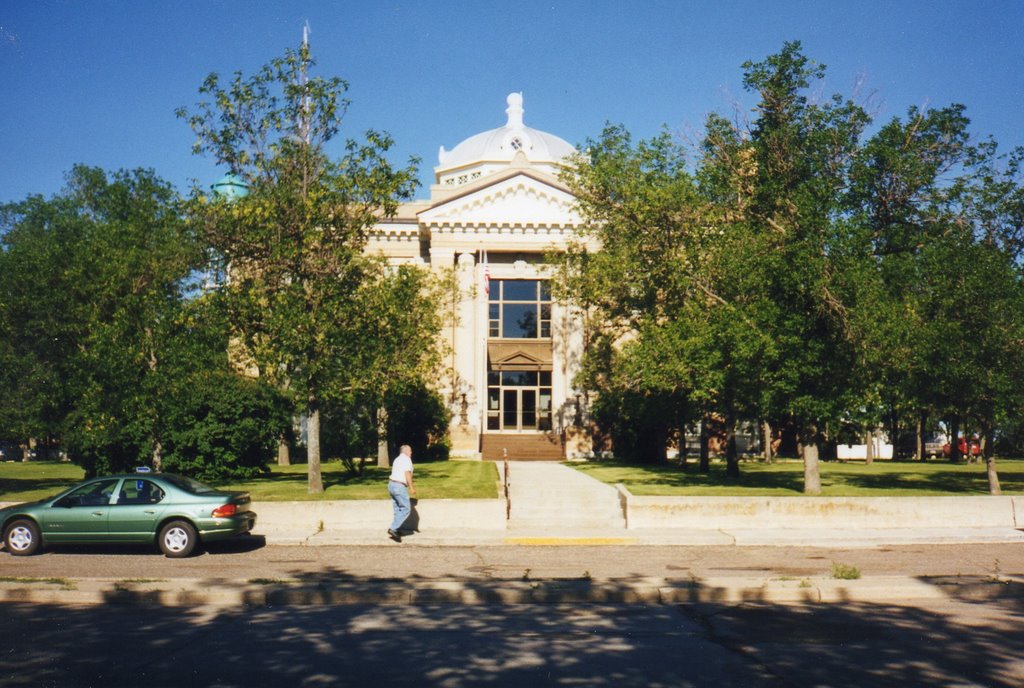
(503, 461, 625, 530)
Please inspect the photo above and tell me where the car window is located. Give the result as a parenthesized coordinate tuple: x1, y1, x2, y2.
(62, 479, 120, 507)
(116, 479, 165, 505)
(159, 474, 218, 495)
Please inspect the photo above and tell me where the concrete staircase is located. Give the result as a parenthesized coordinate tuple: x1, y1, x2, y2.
(503, 461, 626, 530)
(481, 433, 563, 461)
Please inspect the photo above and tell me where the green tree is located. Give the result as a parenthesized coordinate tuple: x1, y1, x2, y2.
(841, 104, 1024, 493)
(1, 166, 287, 479)
(0, 188, 89, 451)
(701, 42, 869, 492)
(555, 126, 711, 464)
(322, 263, 450, 473)
(179, 42, 424, 492)
(2, 167, 196, 473)
(840, 105, 973, 458)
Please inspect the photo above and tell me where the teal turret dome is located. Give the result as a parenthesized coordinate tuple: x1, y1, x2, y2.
(211, 173, 249, 200)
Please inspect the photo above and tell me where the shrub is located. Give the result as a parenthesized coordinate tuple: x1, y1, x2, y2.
(160, 372, 290, 481)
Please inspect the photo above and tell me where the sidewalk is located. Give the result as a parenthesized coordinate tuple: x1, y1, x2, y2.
(258, 524, 1024, 548)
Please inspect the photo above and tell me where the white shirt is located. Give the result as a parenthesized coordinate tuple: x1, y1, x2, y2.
(389, 454, 413, 484)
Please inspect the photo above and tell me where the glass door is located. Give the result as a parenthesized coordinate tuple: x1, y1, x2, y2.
(520, 390, 537, 429)
(487, 370, 553, 432)
(502, 390, 518, 430)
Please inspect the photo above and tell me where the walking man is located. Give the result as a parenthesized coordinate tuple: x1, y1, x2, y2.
(387, 444, 416, 542)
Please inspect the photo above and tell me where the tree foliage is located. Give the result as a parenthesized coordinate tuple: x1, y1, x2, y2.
(179, 42, 440, 492)
(0, 166, 287, 478)
(557, 41, 1024, 494)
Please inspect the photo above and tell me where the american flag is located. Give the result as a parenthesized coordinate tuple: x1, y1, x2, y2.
(482, 251, 490, 296)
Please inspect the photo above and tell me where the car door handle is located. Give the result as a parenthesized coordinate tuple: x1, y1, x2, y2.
(92, 511, 105, 517)
(144, 510, 156, 515)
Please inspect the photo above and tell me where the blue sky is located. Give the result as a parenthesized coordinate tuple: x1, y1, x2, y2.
(2, 1, 1022, 204)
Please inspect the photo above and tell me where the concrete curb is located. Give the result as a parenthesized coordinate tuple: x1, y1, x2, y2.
(2, 575, 1022, 608)
(253, 526, 1024, 548)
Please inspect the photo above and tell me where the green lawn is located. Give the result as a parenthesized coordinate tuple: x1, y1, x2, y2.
(570, 458, 1024, 496)
(5, 457, 1020, 501)
(0, 460, 499, 503)
(218, 461, 499, 501)
(0, 462, 86, 503)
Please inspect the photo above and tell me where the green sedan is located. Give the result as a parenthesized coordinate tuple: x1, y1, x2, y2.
(0, 472, 256, 558)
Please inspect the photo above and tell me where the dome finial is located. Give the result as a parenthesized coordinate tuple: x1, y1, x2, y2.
(505, 92, 524, 129)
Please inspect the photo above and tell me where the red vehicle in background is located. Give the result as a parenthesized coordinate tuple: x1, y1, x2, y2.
(942, 436, 981, 458)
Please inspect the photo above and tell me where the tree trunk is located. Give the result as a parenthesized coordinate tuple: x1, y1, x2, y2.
(982, 423, 1001, 495)
(887, 407, 898, 459)
(724, 414, 740, 478)
(698, 417, 710, 473)
(145, 327, 162, 473)
(864, 428, 874, 466)
(915, 411, 925, 461)
(277, 438, 291, 466)
(675, 395, 688, 467)
(802, 424, 822, 495)
(376, 407, 390, 468)
(307, 405, 323, 494)
(949, 414, 961, 463)
(762, 420, 773, 463)
(986, 455, 1002, 495)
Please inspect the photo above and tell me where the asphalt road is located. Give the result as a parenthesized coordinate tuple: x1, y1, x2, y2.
(1, 540, 1021, 582)
(2, 543, 1023, 687)
(1, 596, 1022, 687)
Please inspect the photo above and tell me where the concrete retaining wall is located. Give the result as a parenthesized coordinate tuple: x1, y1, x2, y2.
(3, 493, 1020, 533)
(618, 485, 1021, 530)
(255, 498, 507, 532)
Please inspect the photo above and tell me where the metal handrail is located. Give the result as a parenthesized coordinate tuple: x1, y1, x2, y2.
(503, 450, 510, 520)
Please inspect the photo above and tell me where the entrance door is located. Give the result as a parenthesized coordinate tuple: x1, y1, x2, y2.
(500, 389, 538, 431)
(492, 376, 548, 431)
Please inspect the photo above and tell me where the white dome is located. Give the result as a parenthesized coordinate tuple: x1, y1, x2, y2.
(437, 93, 575, 173)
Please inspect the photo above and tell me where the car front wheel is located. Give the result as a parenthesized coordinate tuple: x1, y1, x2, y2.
(4, 519, 41, 556)
(158, 520, 198, 558)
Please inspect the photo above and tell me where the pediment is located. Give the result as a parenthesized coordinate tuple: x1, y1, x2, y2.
(487, 341, 553, 370)
(419, 172, 582, 228)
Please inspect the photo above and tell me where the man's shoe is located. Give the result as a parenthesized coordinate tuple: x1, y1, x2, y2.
(387, 529, 402, 542)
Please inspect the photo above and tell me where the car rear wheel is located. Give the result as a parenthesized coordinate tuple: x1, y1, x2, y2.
(158, 520, 198, 558)
(4, 519, 41, 556)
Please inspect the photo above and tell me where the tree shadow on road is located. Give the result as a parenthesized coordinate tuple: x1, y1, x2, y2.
(1, 571, 1022, 687)
(686, 584, 1024, 688)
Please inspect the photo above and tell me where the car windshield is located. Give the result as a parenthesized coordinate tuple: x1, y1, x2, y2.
(159, 474, 219, 495)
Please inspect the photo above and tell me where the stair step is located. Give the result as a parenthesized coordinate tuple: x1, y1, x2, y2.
(508, 519, 626, 530)
(481, 434, 563, 461)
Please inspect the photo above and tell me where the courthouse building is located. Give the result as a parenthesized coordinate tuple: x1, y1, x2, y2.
(367, 93, 592, 460)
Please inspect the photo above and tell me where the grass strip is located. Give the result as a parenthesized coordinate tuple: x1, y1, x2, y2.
(0, 576, 76, 590)
(570, 458, 1024, 496)
(0, 460, 499, 502)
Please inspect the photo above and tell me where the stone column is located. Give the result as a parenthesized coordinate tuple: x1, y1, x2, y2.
(559, 302, 593, 459)
(448, 250, 481, 459)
